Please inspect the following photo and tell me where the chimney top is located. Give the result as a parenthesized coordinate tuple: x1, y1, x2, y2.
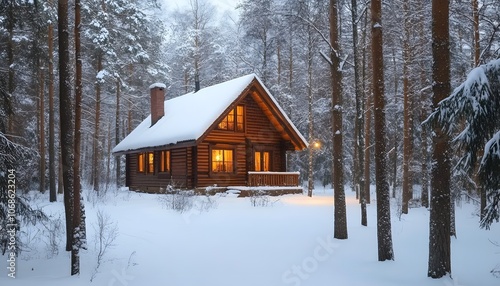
(150, 83, 166, 126)
(149, 82, 167, 90)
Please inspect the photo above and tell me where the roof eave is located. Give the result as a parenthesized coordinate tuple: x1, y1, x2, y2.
(112, 139, 197, 156)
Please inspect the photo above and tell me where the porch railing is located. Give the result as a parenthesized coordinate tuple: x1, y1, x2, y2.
(247, 171, 300, 187)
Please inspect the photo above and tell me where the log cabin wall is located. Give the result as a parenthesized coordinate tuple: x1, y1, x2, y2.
(196, 93, 290, 188)
(125, 147, 193, 192)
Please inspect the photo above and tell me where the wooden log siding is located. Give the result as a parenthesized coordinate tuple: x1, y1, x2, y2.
(248, 172, 300, 187)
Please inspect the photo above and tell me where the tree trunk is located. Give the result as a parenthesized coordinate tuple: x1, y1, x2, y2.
(480, 187, 487, 220)
(391, 47, 398, 200)
(105, 121, 112, 191)
(418, 0, 429, 209)
(6, 2, 15, 136)
(371, 0, 394, 261)
(58, 151, 64, 194)
(58, 0, 74, 254)
(428, 0, 451, 278)
(39, 66, 46, 194)
(72, 0, 83, 275)
(402, 0, 413, 214)
(472, 0, 480, 67)
(307, 27, 314, 197)
(115, 79, 121, 187)
(92, 54, 102, 193)
(48, 8, 57, 202)
(450, 193, 456, 238)
(351, 0, 367, 226)
(362, 8, 371, 204)
(330, 0, 348, 240)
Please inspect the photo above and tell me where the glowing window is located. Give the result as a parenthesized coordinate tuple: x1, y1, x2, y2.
(138, 153, 145, 173)
(237, 105, 244, 131)
(218, 105, 244, 132)
(147, 152, 154, 173)
(160, 151, 170, 172)
(255, 151, 270, 171)
(211, 149, 234, 173)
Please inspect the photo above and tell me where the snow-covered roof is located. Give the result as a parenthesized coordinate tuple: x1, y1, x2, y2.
(113, 74, 307, 154)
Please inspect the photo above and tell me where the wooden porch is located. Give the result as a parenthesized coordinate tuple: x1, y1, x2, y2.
(194, 171, 303, 197)
(247, 171, 300, 187)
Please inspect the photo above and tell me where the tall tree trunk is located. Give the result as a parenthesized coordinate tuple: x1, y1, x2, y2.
(72, 0, 83, 275)
(362, 9, 371, 204)
(391, 47, 399, 199)
(402, 0, 413, 214)
(472, 0, 480, 66)
(58, 151, 64, 194)
(472, 0, 486, 221)
(428, 0, 451, 278)
(330, 0, 348, 240)
(371, 0, 394, 261)
(450, 192, 456, 237)
(418, 0, 429, 209)
(351, 0, 366, 226)
(105, 121, 112, 191)
(115, 79, 121, 187)
(39, 66, 46, 194)
(364, 93, 371, 204)
(58, 0, 74, 254)
(48, 6, 57, 202)
(92, 54, 102, 193)
(6, 2, 15, 136)
(307, 27, 314, 197)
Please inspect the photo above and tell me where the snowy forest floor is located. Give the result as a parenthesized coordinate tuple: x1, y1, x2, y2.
(1, 185, 499, 286)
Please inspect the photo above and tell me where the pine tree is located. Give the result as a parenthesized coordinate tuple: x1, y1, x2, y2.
(428, 59, 500, 229)
(0, 134, 48, 255)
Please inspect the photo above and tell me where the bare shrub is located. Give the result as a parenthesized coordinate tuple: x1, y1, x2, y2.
(90, 209, 119, 282)
(249, 190, 274, 207)
(158, 186, 195, 213)
(196, 194, 219, 212)
(44, 216, 63, 258)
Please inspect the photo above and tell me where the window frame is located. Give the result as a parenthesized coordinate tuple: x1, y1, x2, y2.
(147, 152, 155, 174)
(137, 153, 145, 173)
(217, 105, 245, 132)
(254, 150, 271, 172)
(210, 146, 236, 174)
(159, 150, 171, 173)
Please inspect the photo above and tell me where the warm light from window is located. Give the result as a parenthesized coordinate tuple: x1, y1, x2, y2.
(160, 150, 170, 172)
(212, 149, 233, 172)
(218, 105, 244, 132)
(147, 152, 154, 173)
(138, 153, 145, 172)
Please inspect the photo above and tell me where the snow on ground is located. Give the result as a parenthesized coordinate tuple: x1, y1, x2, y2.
(1, 186, 499, 286)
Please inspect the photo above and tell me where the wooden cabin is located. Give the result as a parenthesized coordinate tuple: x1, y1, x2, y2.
(112, 74, 308, 193)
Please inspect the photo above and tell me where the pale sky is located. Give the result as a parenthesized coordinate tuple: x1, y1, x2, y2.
(162, 0, 240, 20)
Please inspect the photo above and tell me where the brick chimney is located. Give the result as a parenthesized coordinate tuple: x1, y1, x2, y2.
(149, 83, 166, 126)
